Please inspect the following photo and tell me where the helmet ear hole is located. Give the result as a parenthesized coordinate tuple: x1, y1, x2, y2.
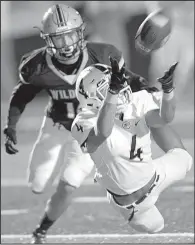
(33, 26, 46, 39)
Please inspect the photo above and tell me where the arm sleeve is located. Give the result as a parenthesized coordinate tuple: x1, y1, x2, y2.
(6, 49, 44, 128)
(19, 55, 38, 84)
(6, 81, 42, 128)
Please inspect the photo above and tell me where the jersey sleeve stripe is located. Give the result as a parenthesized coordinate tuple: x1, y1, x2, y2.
(19, 72, 29, 84)
(19, 50, 41, 71)
(18, 49, 44, 85)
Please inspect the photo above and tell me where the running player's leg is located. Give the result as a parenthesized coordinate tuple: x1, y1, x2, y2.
(27, 116, 65, 193)
(45, 136, 94, 220)
(32, 135, 94, 242)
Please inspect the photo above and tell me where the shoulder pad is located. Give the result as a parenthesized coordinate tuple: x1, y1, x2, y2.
(19, 47, 47, 84)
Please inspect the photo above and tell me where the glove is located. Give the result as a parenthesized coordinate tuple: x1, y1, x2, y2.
(108, 57, 128, 95)
(3, 127, 19, 154)
(158, 62, 179, 93)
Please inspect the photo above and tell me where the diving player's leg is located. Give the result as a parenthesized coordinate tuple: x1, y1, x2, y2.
(107, 192, 164, 234)
(128, 147, 193, 233)
(127, 148, 192, 233)
(152, 147, 193, 194)
(27, 116, 65, 193)
(130, 205, 164, 233)
(31, 136, 94, 243)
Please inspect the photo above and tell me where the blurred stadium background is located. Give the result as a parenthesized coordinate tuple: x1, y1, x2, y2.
(1, 1, 194, 243)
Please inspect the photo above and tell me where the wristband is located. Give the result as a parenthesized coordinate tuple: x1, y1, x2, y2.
(163, 90, 174, 100)
(104, 91, 118, 104)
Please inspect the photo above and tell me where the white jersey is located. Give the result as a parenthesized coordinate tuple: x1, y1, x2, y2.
(72, 90, 160, 195)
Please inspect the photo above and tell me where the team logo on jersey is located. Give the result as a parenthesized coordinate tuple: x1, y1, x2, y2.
(75, 123, 84, 132)
(122, 120, 133, 129)
(122, 119, 140, 129)
(50, 89, 76, 100)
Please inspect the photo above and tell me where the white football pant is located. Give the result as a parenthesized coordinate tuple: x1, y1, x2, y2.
(108, 148, 193, 233)
(27, 116, 94, 193)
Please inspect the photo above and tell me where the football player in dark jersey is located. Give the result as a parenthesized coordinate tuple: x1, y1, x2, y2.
(3, 4, 177, 243)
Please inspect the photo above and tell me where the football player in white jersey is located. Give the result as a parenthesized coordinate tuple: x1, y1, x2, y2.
(71, 58, 193, 233)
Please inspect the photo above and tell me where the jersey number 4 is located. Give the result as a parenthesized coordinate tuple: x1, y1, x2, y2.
(130, 135, 143, 161)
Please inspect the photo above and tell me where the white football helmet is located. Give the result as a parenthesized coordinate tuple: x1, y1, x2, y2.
(40, 4, 86, 64)
(76, 64, 132, 110)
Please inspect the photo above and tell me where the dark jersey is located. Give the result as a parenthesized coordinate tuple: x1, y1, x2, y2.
(7, 42, 154, 131)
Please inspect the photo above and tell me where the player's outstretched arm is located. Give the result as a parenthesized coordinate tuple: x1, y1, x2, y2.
(4, 81, 42, 154)
(158, 62, 178, 123)
(72, 58, 128, 153)
(125, 62, 178, 124)
(84, 91, 118, 153)
(86, 57, 127, 153)
(146, 110, 193, 174)
(145, 109, 185, 152)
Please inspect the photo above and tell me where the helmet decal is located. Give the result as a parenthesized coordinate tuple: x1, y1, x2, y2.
(55, 4, 67, 27)
(79, 79, 89, 99)
(76, 64, 133, 110)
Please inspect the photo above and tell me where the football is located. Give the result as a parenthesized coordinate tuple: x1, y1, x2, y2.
(135, 10, 172, 55)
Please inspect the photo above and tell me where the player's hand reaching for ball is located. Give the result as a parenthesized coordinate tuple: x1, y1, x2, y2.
(3, 126, 19, 154)
(108, 57, 128, 95)
(158, 62, 179, 93)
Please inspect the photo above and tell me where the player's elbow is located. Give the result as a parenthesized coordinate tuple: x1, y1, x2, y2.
(162, 113, 174, 124)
